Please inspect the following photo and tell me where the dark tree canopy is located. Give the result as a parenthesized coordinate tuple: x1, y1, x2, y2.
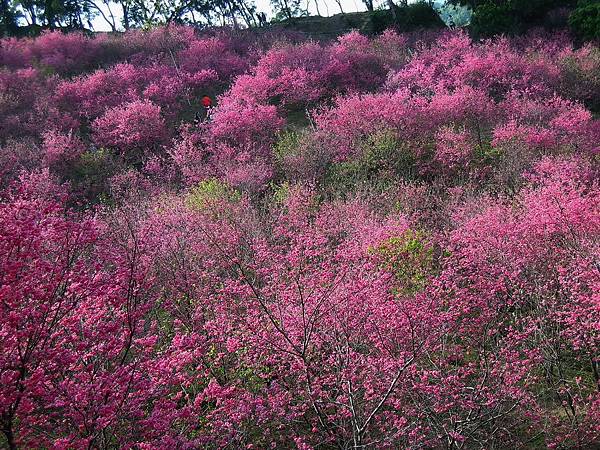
(0, 0, 259, 34)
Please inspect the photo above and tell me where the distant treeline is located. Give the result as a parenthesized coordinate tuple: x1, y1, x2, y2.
(0, 0, 598, 41)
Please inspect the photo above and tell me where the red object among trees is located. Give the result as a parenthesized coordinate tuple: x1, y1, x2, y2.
(201, 95, 213, 108)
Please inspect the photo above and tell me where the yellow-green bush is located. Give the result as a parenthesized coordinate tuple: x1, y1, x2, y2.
(369, 229, 434, 295)
(273, 130, 331, 182)
(185, 178, 240, 211)
(271, 180, 291, 205)
(327, 129, 416, 193)
(273, 130, 302, 169)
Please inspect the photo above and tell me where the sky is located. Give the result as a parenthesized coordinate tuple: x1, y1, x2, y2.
(281, 0, 369, 18)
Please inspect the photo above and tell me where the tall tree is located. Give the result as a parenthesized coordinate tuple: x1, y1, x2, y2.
(0, 0, 18, 35)
(270, 0, 306, 20)
(361, 0, 374, 12)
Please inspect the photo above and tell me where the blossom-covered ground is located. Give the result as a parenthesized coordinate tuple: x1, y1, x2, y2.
(1, 26, 599, 449)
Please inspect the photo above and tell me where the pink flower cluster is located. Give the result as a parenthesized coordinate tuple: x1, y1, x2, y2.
(0, 26, 599, 449)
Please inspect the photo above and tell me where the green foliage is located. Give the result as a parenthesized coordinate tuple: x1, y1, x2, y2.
(271, 180, 291, 205)
(326, 130, 416, 193)
(270, 0, 307, 21)
(467, 0, 578, 38)
(473, 141, 502, 166)
(559, 46, 600, 112)
(6, 0, 97, 32)
(395, 1, 446, 31)
(470, 2, 517, 37)
(31, 58, 57, 77)
(0, 0, 18, 37)
(369, 229, 435, 295)
(273, 130, 302, 179)
(370, 9, 396, 34)
(273, 130, 302, 168)
(272, 130, 331, 183)
(185, 178, 241, 211)
(371, 2, 445, 34)
(71, 149, 116, 204)
(569, 0, 600, 41)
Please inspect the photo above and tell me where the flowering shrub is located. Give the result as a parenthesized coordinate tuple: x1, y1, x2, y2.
(0, 68, 50, 140)
(0, 172, 101, 448)
(42, 130, 86, 177)
(55, 63, 217, 123)
(0, 138, 41, 188)
(55, 63, 145, 121)
(222, 31, 406, 113)
(168, 124, 210, 185)
(492, 93, 598, 154)
(315, 85, 498, 178)
(559, 44, 600, 112)
(0, 31, 104, 74)
(203, 100, 284, 191)
(27, 31, 104, 75)
(179, 37, 249, 81)
(0, 26, 599, 449)
(92, 100, 168, 156)
(437, 155, 600, 447)
(386, 31, 561, 98)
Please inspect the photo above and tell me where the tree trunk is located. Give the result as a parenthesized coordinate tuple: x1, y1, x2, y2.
(334, 0, 344, 14)
(44, 0, 56, 27)
(234, 0, 254, 27)
(387, 0, 397, 22)
(282, 0, 292, 20)
(227, 0, 239, 29)
(121, 3, 130, 30)
(1, 415, 17, 450)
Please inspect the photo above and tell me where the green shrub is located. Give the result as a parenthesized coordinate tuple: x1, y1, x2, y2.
(470, 3, 518, 38)
(273, 130, 331, 182)
(371, 2, 445, 34)
(71, 149, 117, 204)
(395, 1, 446, 31)
(369, 229, 435, 295)
(473, 142, 502, 167)
(273, 130, 302, 169)
(185, 178, 240, 211)
(559, 46, 600, 112)
(569, 0, 600, 41)
(371, 10, 396, 34)
(271, 181, 291, 205)
(326, 129, 416, 194)
(468, 0, 579, 38)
